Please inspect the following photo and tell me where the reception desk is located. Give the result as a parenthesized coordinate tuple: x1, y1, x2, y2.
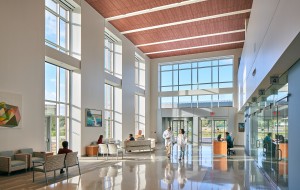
(86, 145, 99, 157)
(213, 141, 227, 156)
(278, 143, 288, 159)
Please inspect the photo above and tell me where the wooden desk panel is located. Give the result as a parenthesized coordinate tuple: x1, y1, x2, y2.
(86, 146, 99, 157)
(213, 141, 227, 155)
(279, 143, 288, 159)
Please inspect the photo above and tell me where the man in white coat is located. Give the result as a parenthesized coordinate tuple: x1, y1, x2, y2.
(163, 126, 174, 159)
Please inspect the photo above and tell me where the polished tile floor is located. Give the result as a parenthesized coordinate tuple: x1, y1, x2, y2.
(39, 144, 274, 190)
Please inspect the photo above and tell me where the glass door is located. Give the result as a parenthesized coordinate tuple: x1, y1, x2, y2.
(187, 121, 193, 143)
(256, 109, 265, 168)
(276, 101, 288, 189)
(200, 119, 212, 143)
(213, 120, 227, 141)
(171, 120, 181, 138)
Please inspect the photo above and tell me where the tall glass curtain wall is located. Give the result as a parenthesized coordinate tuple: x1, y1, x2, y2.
(45, 63, 70, 153)
(160, 57, 234, 109)
(248, 81, 288, 189)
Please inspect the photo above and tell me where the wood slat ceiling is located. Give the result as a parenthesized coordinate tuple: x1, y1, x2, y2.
(86, 0, 253, 59)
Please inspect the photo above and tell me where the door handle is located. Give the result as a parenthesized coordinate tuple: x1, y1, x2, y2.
(256, 140, 260, 148)
(277, 149, 282, 161)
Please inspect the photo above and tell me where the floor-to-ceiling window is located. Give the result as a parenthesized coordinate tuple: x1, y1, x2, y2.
(45, 0, 72, 54)
(160, 57, 233, 92)
(105, 84, 114, 139)
(135, 56, 145, 89)
(159, 56, 234, 144)
(45, 63, 70, 153)
(135, 95, 145, 135)
(104, 33, 122, 78)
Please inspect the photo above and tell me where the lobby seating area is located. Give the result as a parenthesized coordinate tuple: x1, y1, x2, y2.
(0, 151, 27, 175)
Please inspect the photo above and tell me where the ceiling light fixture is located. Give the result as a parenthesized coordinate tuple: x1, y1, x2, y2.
(136, 29, 245, 47)
(121, 9, 251, 34)
(106, 0, 208, 21)
(145, 40, 244, 55)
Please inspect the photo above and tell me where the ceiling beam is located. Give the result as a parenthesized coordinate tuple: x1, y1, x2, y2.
(145, 40, 245, 55)
(106, 0, 208, 21)
(136, 29, 245, 47)
(121, 9, 251, 34)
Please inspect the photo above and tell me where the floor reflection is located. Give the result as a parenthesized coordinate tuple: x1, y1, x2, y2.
(40, 144, 275, 190)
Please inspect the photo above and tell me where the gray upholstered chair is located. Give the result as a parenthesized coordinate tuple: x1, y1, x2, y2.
(19, 148, 45, 169)
(64, 152, 81, 179)
(0, 150, 27, 175)
(32, 154, 65, 184)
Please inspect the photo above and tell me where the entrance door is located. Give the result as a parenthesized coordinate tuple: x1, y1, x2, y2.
(200, 119, 228, 144)
(172, 120, 183, 138)
(171, 120, 193, 143)
(213, 120, 227, 141)
(200, 119, 212, 143)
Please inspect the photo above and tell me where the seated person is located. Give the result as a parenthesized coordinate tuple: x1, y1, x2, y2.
(58, 141, 72, 174)
(97, 135, 103, 144)
(226, 132, 233, 155)
(263, 133, 276, 157)
(217, 134, 223, 141)
(126, 134, 135, 141)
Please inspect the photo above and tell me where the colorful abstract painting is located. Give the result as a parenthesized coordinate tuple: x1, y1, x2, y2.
(85, 109, 102, 127)
(0, 102, 21, 127)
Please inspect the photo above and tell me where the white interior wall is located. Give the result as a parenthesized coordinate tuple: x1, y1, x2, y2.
(71, 71, 81, 153)
(0, 0, 45, 151)
(81, 1, 106, 155)
(238, 0, 300, 109)
(80, 1, 150, 155)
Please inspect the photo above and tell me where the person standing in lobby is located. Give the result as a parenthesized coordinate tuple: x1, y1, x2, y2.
(163, 126, 174, 159)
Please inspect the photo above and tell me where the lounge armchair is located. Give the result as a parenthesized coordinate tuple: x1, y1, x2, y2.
(98, 144, 109, 160)
(108, 144, 123, 160)
(32, 154, 65, 184)
(0, 150, 27, 175)
(64, 152, 81, 179)
(19, 148, 45, 169)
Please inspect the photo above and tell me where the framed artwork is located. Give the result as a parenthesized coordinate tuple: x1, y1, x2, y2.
(0, 92, 22, 128)
(85, 108, 102, 127)
(238, 123, 245, 132)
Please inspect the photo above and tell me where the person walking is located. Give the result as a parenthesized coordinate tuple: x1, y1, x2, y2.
(163, 126, 174, 159)
(177, 129, 187, 161)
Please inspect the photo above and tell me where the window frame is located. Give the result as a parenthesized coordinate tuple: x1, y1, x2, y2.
(45, 0, 72, 54)
(160, 58, 233, 92)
